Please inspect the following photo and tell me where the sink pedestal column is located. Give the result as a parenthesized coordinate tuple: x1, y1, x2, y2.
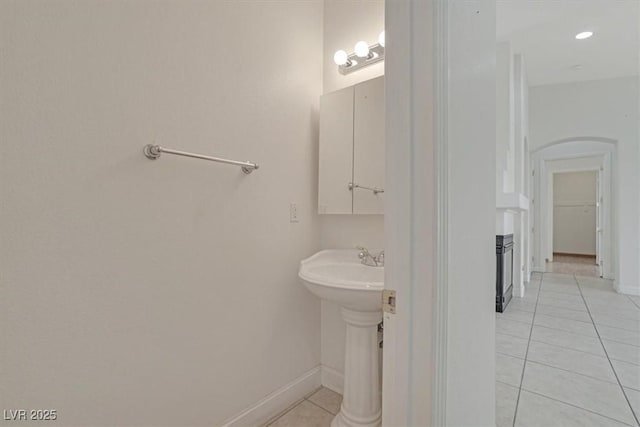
(332, 308, 382, 427)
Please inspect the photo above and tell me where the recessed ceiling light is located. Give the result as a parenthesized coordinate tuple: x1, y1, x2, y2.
(575, 31, 594, 40)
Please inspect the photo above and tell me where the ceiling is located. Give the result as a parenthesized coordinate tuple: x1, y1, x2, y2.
(497, 0, 640, 86)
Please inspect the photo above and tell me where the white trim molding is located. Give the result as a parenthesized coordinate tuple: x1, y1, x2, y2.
(320, 365, 344, 395)
(383, 0, 438, 425)
(220, 366, 321, 427)
(615, 282, 640, 296)
(432, 0, 449, 425)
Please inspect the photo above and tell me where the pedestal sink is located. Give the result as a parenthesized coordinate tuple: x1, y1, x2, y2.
(299, 250, 383, 427)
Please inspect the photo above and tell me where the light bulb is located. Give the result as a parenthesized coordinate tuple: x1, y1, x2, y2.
(575, 31, 593, 40)
(354, 41, 370, 58)
(378, 31, 385, 47)
(334, 50, 349, 66)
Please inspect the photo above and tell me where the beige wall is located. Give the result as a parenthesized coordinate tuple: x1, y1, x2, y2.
(553, 171, 597, 255)
(319, 0, 385, 380)
(0, 1, 323, 425)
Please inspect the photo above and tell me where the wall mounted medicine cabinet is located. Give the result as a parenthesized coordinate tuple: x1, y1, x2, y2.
(318, 76, 384, 214)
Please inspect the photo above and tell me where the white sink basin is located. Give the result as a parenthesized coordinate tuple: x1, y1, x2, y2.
(299, 249, 383, 427)
(299, 250, 383, 312)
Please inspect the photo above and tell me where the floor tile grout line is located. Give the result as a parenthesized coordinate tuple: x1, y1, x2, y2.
(529, 322, 599, 339)
(588, 305, 640, 310)
(540, 294, 580, 308)
(498, 317, 536, 327)
(535, 302, 589, 314)
(534, 311, 599, 326)
(586, 307, 640, 318)
(496, 351, 526, 361)
(593, 324, 640, 334)
(496, 331, 531, 340)
(627, 295, 640, 311)
(496, 379, 520, 389)
(599, 336, 640, 349)
(586, 311, 640, 321)
(526, 335, 612, 358)
(528, 338, 605, 357)
(605, 356, 640, 366)
(587, 312, 640, 321)
(266, 395, 338, 426)
(611, 357, 640, 367)
(609, 356, 640, 367)
(264, 398, 307, 427)
(511, 274, 543, 427)
(533, 310, 594, 325)
(574, 274, 640, 426)
(518, 388, 638, 427)
(304, 397, 338, 417)
(524, 358, 621, 386)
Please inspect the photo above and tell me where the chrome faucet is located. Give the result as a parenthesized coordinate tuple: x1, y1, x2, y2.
(356, 246, 385, 267)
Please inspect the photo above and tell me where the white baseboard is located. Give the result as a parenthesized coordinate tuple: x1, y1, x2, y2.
(614, 282, 640, 296)
(320, 365, 344, 395)
(221, 366, 321, 427)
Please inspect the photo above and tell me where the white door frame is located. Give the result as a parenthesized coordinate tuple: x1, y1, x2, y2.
(531, 140, 615, 279)
(382, 1, 440, 424)
(383, 1, 496, 425)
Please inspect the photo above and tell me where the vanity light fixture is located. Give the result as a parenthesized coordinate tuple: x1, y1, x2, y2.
(334, 32, 385, 75)
(575, 31, 593, 40)
(354, 41, 371, 58)
(334, 50, 351, 66)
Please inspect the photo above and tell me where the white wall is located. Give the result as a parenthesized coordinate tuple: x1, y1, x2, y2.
(0, 1, 323, 425)
(496, 43, 530, 296)
(496, 42, 515, 196)
(319, 0, 385, 384)
(553, 172, 597, 255)
(530, 76, 640, 294)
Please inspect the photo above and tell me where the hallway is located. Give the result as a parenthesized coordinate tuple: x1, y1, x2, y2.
(496, 273, 640, 426)
(546, 254, 600, 278)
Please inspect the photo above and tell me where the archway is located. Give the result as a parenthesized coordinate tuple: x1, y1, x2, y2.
(531, 138, 616, 280)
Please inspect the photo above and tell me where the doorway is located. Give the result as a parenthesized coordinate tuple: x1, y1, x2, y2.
(547, 170, 600, 277)
(531, 141, 615, 281)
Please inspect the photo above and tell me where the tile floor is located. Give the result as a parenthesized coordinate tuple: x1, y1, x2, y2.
(497, 272, 640, 427)
(266, 387, 342, 427)
(267, 272, 640, 427)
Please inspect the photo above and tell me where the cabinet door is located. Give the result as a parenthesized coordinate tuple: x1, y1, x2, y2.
(353, 76, 385, 214)
(318, 86, 354, 214)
